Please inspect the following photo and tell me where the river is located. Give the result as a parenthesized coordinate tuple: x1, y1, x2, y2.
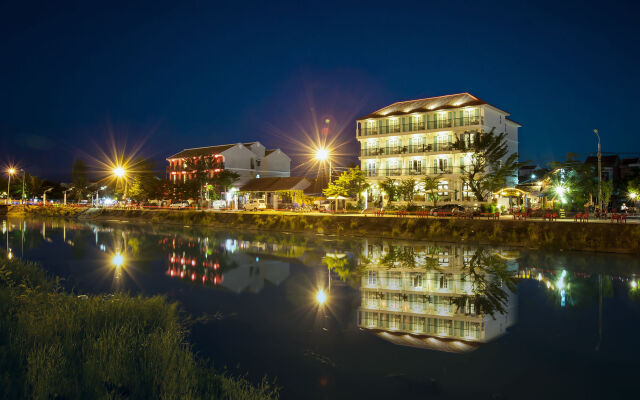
(2, 217, 639, 399)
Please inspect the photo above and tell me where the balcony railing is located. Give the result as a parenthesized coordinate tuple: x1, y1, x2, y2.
(361, 142, 455, 157)
(365, 166, 466, 177)
(358, 117, 483, 136)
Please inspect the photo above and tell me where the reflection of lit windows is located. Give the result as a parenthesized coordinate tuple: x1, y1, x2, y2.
(413, 274, 423, 288)
(367, 271, 377, 286)
(439, 275, 448, 289)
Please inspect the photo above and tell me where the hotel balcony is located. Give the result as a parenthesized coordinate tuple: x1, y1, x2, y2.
(361, 143, 458, 157)
(364, 166, 468, 178)
(359, 116, 483, 137)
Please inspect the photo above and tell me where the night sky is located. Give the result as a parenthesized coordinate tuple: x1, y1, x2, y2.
(1, 0, 638, 180)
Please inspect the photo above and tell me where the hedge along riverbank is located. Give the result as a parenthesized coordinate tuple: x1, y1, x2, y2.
(32, 207, 639, 254)
(0, 253, 280, 399)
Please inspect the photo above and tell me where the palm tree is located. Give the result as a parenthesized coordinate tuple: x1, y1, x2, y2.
(422, 175, 441, 207)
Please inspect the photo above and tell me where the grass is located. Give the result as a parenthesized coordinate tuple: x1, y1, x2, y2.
(0, 253, 279, 400)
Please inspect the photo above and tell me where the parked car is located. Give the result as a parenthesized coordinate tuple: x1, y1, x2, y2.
(169, 202, 190, 209)
(210, 200, 227, 210)
(430, 204, 465, 216)
(243, 199, 267, 211)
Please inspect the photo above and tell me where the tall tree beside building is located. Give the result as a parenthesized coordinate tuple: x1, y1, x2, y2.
(322, 167, 369, 204)
(127, 159, 161, 202)
(71, 159, 89, 201)
(422, 175, 441, 206)
(378, 178, 398, 202)
(452, 128, 520, 201)
(397, 178, 417, 205)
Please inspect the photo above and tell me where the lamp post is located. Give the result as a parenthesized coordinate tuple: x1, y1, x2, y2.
(315, 148, 332, 184)
(113, 166, 127, 202)
(594, 129, 602, 212)
(6, 168, 16, 205)
(42, 187, 53, 206)
(63, 187, 74, 206)
(94, 186, 107, 207)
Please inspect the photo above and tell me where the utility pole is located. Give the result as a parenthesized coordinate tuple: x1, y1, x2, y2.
(594, 129, 602, 211)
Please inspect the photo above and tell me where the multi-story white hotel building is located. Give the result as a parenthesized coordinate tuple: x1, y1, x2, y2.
(357, 93, 520, 203)
(356, 241, 516, 352)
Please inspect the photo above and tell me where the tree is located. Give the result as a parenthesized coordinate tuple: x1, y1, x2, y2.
(322, 167, 369, 204)
(422, 175, 441, 206)
(628, 177, 640, 196)
(71, 159, 89, 201)
(453, 128, 521, 201)
(378, 178, 398, 202)
(397, 178, 417, 205)
(211, 169, 240, 195)
(601, 180, 613, 210)
(451, 248, 517, 318)
(126, 158, 161, 202)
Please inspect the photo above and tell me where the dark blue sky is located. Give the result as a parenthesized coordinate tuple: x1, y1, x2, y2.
(1, 0, 638, 180)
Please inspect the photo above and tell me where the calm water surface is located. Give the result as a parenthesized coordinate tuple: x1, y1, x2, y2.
(3, 218, 640, 399)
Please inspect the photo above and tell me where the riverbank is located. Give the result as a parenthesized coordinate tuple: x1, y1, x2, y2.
(0, 252, 278, 399)
(17, 206, 640, 254)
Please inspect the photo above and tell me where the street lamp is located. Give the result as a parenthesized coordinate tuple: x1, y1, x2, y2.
(113, 166, 128, 201)
(6, 168, 16, 205)
(315, 148, 332, 184)
(94, 186, 107, 207)
(63, 187, 74, 206)
(594, 129, 602, 212)
(42, 187, 53, 206)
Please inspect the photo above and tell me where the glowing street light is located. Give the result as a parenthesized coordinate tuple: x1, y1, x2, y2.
(111, 252, 125, 268)
(315, 148, 332, 184)
(112, 166, 128, 201)
(6, 168, 16, 205)
(113, 166, 126, 178)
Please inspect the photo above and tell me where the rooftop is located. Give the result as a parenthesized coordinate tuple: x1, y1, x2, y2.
(358, 93, 504, 119)
(168, 142, 259, 159)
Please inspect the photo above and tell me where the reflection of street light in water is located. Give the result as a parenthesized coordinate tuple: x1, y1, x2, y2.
(316, 289, 327, 305)
(112, 252, 125, 268)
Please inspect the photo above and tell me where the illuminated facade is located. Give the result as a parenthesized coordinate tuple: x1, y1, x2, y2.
(356, 241, 516, 350)
(356, 93, 520, 203)
(166, 141, 291, 187)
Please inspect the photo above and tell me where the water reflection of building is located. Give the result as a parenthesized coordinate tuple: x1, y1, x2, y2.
(357, 242, 516, 352)
(160, 235, 291, 292)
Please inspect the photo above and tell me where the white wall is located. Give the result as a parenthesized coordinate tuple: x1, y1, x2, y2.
(261, 150, 291, 177)
(221, 144, 260, 186)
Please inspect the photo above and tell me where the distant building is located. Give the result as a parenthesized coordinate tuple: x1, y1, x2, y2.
(167, 141, 291, 187)
(356, 93, 520, 204)
(620, 157, 640, 180)
(585, 155, 620, 182)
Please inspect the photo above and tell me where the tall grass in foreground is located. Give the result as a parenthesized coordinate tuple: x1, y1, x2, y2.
(0, 254, 278, 399)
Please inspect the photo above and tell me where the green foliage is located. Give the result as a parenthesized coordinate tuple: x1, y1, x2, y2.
(421, 175, 441, 206)
(0, 254, 279, 399)
(451, 249, 517, 318)
(601, 179, 613, 209)
(378, 178, 398, 202)
(453, 128, 522, 201)
(322, 167, 368, 203)
(397, 178, 417, 205)
(544, 153, 598, 210)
